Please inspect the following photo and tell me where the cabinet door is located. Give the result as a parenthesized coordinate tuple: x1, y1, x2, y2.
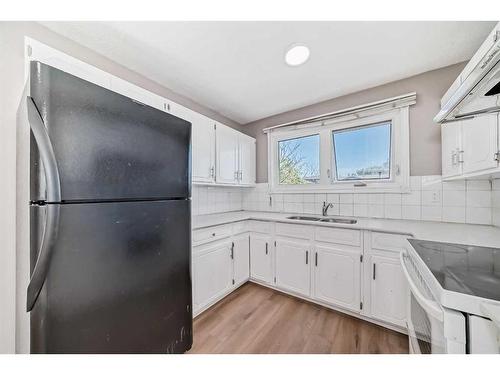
(216, 123, 239, 184)
(313, 244, 361, 312)
(369, 254, 407, 327)
(233, 234, 250, 285)
(239, 134, 256, 185)
(275, 238, 311, 296)
(441, 122, 462, 178)
(462, 114, 498, 174)
(169, 106, 216, 184)
(249, 234, 273, 284)
(192, 242, 233, 312)
(192, 114, 216, 183)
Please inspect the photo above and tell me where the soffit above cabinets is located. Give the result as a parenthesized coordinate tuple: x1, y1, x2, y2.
(40, 21, 496, 124)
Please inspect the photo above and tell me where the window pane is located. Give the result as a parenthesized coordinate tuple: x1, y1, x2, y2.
(278, 134, 320, 184)
(333, 122, 391, 181)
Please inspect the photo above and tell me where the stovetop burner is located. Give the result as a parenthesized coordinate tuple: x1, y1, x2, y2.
(408, 239, 500, 301)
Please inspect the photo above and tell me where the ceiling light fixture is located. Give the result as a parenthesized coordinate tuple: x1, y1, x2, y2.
(285, 44, 310, 67)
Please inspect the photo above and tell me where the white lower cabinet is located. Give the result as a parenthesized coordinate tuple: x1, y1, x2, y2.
(275, 238, 311, 297)
(192, 241, 233, 314)
(249, 233, 273, 284)
(313, 244, 361, 312)
(194, 221, 409, 332)
(232, 233, 250, 285)
(367, 253, 407, 327)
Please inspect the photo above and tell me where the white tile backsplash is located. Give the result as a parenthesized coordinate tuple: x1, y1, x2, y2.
(230, 176, 494, 225)
(402, 205, 421, 220)
(466, 190, 491, 208)
(492, 185, 500, 227)
(193, 185, 244, 215)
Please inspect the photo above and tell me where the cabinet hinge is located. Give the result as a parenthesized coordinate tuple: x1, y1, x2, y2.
(360, 302, 363, 310)
(494, 152, 500, 162)
(274, 277, 276, 283)
(214, 123, 217, 130)
(360, 254, 363, 262)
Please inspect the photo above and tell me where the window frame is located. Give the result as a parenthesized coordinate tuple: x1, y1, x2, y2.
(277, 133, 321, 186)
(331, 120, 393, 183)
(268, 106, 410, 193)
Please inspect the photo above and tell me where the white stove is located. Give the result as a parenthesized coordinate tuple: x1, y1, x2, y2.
(403, 239, 500, 354)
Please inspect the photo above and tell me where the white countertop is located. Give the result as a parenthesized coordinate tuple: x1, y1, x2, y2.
(192, 210, 500, 248)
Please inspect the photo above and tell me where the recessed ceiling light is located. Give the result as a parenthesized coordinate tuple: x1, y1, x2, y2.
(285, 44, 310, 67)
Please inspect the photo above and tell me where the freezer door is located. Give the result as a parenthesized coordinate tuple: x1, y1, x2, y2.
(30, 61, 191, 202)
(30, 200, 192, 353)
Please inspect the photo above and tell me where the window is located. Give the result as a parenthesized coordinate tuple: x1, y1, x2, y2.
(267, 95, 413, 193)
(278, 134, 320, 184)
(332, 122, 391, 181)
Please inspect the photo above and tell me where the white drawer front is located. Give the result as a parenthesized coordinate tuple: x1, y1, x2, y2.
(193, 224, 232, 246)
(248, 220, 272, 234)
(315, 227, 361, 246)
(232, 221, 248, 234)
(275, 222, 313, 240)
(370, 232, 410, 253)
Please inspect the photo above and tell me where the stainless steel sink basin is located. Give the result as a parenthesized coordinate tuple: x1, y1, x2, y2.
(286, 216, 321, 221)
(319, 218, 357, 224)
(286, 216, 357, 224)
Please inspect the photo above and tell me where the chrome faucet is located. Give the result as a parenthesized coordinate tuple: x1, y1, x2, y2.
(322, 201, 333, 216)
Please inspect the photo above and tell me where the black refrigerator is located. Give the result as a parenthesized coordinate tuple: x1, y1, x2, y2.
(26, 61, 193, 354)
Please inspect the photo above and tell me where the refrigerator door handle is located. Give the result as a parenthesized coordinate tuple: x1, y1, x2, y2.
(27, 204, 60, 311)
(26, 96, 61, 203)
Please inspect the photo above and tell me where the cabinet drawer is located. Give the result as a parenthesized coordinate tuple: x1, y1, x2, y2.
(193, 224, 232, 246)
(275, 223, 313, 240)
(370, 232, 410, 253)
(315, 227, 361, 246)
(248, 220, 272, 234)
(232, 221, 248, 234)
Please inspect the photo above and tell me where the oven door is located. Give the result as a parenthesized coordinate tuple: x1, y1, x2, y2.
(400, 251, 466, 354)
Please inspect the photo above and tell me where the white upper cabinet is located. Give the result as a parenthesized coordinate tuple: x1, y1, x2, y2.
(216, 123, 256, 186)
(192, 115, 216, 183)
(441, 113, 499, 180)
(275, 238, 311, 297)
(441, 122, 462, 178)
(169, 105, 215, 183)
(216, 123, 240, 184)
(462, 114, 498, 174)
(238, 134, 256, 186)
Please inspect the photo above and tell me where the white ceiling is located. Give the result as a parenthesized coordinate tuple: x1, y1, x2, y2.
(41, 21, 496, 124)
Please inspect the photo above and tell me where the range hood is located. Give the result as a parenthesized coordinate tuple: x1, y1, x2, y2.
(435, 23, 500, 123)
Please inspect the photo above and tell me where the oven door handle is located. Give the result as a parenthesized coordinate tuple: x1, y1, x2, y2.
(400, 251, 444, 322)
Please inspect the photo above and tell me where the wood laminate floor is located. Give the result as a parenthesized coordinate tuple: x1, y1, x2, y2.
(189, 282, 409, 354)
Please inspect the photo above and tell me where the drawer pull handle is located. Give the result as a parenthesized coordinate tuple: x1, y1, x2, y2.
(305, 250, 309, 265)
(212, 233, 216, 237)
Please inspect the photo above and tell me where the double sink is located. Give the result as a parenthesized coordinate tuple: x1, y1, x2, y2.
(287, 216, 357, 224)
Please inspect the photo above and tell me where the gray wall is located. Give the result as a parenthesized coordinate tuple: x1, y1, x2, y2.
(0, 21, 242, 354)
(241, 62, 466, 183)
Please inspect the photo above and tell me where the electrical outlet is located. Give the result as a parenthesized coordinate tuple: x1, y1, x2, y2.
(431, 190, 441, 204)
